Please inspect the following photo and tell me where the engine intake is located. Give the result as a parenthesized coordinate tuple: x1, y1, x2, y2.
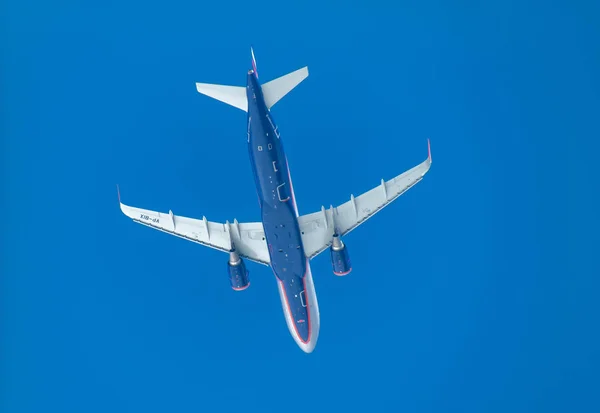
(330, 234, 352, 276)
(228, 250, 250, 291)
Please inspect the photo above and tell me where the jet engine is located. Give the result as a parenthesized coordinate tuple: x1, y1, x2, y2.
(227, 250, 250, 291)
(330, 234, 352, 276)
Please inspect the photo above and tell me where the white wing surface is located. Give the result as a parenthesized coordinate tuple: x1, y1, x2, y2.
(118, 194, 270, 265)
(261, 67, 309, 109)
(298, 141, 433, 259)
(195, 83, 248, 112)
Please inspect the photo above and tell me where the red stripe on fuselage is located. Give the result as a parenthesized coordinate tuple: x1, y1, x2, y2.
(274, 260, 312, 344)
(232, 283, 250, 291)
(334, 269, 352, 276)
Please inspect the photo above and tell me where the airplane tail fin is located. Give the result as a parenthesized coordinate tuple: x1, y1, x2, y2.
(195, 47, 309, 112)
(250, 46, 308, 108)
(251, 46, 259, 79)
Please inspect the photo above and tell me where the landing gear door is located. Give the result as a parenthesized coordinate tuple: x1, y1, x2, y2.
(299, 290, 307, 307)
(277, 183, 290, 202)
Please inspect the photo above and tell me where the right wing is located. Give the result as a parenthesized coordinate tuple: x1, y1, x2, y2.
(298, 140, 432, 259)
(118, 192, 270, 266)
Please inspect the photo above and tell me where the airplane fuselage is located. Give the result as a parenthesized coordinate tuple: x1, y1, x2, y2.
(121, 51, 431, 353)
(245, 71, 320, 352)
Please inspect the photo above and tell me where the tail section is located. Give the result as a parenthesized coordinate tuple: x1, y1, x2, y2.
(252, 45, 308, 109)
(251, 46, 259, 79)
(195, 83, 248, 112)
(261, 66, 309, 109)
(195, 46, 308, 112)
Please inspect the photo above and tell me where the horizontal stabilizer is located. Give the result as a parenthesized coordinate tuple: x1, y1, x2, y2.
(261, 67, 309, 109)
(195, 83, 248, 112)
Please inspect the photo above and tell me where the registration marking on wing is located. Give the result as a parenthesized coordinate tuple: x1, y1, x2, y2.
(140, 214, 160, 224)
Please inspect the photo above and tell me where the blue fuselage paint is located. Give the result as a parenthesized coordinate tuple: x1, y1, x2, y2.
(245, 72, 311, 343)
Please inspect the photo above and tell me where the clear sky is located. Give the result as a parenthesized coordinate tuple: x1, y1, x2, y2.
(2, 1, 599, 412)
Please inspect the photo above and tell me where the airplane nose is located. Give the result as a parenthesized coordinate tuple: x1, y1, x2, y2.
(293, 316, 319, 353)
(276, 267, 320, 353)
(299, 339, 317, 353)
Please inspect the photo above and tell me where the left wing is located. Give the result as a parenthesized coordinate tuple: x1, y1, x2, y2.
(118, 192, 270, 266)
(298, 140, 432, 259)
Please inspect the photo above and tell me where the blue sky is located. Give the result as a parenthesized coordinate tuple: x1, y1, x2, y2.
(2, 1, 599, 412)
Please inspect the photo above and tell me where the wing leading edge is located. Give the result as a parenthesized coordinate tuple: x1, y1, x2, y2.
(298, 140, 432, 259)
(118, 190, 270, 266)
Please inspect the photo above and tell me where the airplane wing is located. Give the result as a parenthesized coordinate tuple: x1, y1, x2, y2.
(298, 140, 433, 259)
(118, 191, 270, 266)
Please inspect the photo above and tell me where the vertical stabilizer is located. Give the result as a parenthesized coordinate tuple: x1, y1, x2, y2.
(251, 46, 259, 79)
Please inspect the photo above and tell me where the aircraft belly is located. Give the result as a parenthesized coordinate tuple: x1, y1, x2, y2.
(276, 262, 320, 352)
(278, 276, 310, 342)
(245, 74, 319, 351)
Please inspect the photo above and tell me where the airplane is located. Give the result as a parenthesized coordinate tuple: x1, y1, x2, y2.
(118, 47, 432, 353)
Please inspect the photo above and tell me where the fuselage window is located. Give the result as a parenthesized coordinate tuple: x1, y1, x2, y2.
(258, 145, 263, 151)
(268, 143, 272, 150)
(273, 161, 278, 171)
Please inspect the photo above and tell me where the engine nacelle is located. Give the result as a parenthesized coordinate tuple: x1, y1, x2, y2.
(330, 234, 352, 276)
(227, 250, 250, 291)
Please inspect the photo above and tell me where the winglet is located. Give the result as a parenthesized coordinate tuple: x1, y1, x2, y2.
(116, 184, 127, 215)
(427, 139, 432, 163)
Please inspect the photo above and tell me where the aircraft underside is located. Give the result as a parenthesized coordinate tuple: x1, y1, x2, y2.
(246, 70, 320, 350)
(118, 47, 432, 353)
